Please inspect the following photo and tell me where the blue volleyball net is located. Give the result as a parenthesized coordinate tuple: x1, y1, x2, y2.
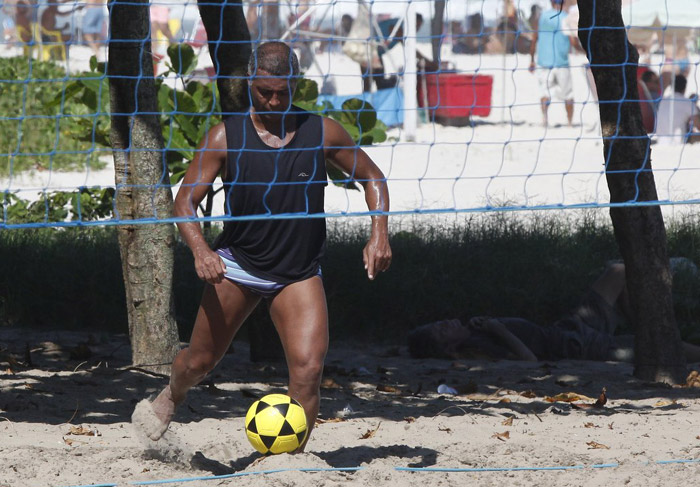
(1, 0, 699, 229)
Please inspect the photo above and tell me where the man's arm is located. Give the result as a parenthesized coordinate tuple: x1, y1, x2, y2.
(323, 117, 391, 280)
(174, 122, 228, 284)
(469, 317, 538, 361)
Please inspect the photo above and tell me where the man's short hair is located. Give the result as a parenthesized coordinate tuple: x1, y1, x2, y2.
(674, 74, 687, 95)
(248, 42, 300, 78)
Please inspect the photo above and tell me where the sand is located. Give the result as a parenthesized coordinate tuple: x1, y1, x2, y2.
(1, 327, 699, 487)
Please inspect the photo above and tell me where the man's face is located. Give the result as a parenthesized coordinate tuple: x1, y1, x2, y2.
(249, 70, 296, 118)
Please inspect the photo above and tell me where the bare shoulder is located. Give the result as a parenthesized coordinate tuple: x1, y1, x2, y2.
(322, 116, 353, 147)
(201, 120, 228, 150)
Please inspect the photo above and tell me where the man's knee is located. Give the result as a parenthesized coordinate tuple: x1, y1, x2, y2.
(289, 356, 324, 387)
(182, 349, 219, 379)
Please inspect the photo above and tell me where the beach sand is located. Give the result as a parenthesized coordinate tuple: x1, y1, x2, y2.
(0, 327, 699, 487)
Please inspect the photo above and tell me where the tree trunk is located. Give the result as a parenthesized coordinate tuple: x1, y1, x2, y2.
(578, 1, 686, 383)
(197, 0, 251, 115)
(108, 0, 180, 373)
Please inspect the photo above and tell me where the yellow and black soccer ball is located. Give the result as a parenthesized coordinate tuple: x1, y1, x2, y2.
(244, 393, 308, 455)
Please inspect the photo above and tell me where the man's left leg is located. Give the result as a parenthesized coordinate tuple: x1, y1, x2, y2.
(268, 275, 328, 450)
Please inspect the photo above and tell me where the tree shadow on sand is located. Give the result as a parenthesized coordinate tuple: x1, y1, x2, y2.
(1, 329, 699, 428)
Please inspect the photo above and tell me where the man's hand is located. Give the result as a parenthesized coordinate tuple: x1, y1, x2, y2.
(362, 233, 392, 280)
(529, 61, 536, 73)
(193, 247, 226, 284)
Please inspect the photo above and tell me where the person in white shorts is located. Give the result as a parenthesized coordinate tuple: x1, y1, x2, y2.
(654, 74, 700, 145)
(529, 0, 574, 126)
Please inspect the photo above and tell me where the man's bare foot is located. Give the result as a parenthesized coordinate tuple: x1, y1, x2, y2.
(132, 385, 177, 441)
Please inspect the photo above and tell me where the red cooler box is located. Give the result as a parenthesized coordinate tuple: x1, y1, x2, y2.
(418, 73, 493, 125)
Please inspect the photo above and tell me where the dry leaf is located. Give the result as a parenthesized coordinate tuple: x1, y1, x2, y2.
(685, 370, 700, 387)
(654, 399, 677, 407)
(502, 417, 514, 426)
(438, 426, 452, 433)
(571, 388, 607, 410)
(376, 384, 401, 394)
(62, 436, 88, 446)
(519, 390, 537, 398)
(545, 392, 593, 403)
(360, 422, 381, 439)
(608, 422, 614, 430)
(499, 398, 511, 404)
(404, 416, 416, 423)
(321, 378, 341, 389)
(584, 422, 597, 428)
(586, 441, 610, 450)
(315, 417, 346, 424)
(492, 431, 510, 441)
(68, 425, 98, 436)
(594, 388, 607, 408)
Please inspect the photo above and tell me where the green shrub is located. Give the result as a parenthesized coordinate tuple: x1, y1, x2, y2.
(2, 214, 699, 346)
(0, 57, 106, 175)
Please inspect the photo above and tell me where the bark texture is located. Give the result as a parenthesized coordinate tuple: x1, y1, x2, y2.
(108, 0, 179, 373)
(578, 1, 686, 383)
(197, 0, 252, 115)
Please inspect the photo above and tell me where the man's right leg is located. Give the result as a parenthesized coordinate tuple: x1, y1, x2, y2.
(142, 279, 261, 440)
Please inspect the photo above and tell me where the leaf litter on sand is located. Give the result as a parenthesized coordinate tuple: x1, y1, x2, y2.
(360, 422, 381, 440)
(492, 431, 510, 441)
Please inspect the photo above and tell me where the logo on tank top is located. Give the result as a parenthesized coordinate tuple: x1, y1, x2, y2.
(298, 172, 309, 177)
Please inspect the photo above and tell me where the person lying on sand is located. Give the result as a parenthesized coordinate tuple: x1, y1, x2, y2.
(408, 260, 700, 362)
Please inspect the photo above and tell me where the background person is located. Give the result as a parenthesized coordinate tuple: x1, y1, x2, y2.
(639, 69, 662, 134)
(655, 74, 700, 145)
(132, 42, 392, 450)
(353, 13, 438, 93)
(408, 261, 700, 363)
(529, 0, 574, 127)
(81, 0, 105, 59)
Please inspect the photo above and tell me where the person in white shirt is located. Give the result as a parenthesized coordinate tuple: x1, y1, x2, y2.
(654, 74, 700, 145)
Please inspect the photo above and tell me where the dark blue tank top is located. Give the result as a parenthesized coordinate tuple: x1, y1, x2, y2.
(212, 107, 328, 284)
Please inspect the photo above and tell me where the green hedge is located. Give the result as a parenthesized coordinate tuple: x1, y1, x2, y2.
(1, 212, 699, 344)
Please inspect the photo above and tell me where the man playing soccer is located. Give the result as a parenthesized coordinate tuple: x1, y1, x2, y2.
(132, 41, 392, 449)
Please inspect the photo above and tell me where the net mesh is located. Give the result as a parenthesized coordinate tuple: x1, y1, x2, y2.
(1, 0, 698, 229)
